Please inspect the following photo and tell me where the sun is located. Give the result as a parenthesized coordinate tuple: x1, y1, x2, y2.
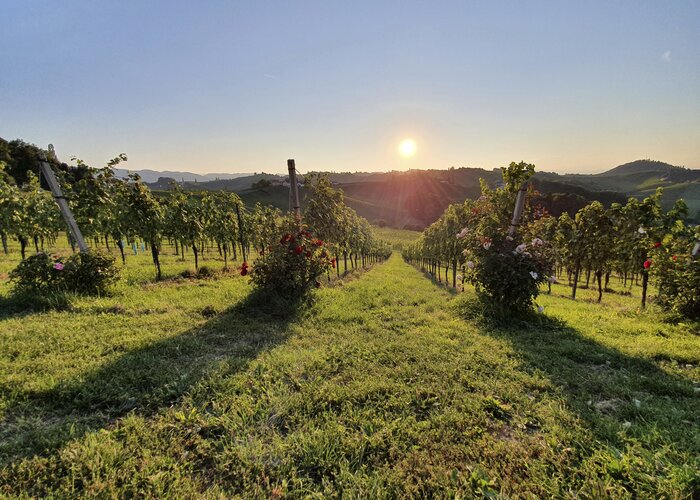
(398, 138, 417, 158)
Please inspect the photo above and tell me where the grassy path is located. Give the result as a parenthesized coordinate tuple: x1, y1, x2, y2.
(1, 254, 698, 497)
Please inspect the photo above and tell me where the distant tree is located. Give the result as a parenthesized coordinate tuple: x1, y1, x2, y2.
(164, 187, 205, 270)
(121, 174, 164, 279)
(0, 163, 19, 254)
(252, 178, 272, 190)
(0, 139, 12, 168)
(576, 201, 614, 302)
(202, 191, 243, 269)
(248, 203, 282, 256)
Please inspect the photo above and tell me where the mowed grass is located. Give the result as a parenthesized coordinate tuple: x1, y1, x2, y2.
(0, 243, 698, 496)
(371, 226, 420, 251)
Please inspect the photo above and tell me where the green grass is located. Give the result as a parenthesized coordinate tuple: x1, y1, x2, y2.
(0, 244, 698, 497)
(370, 226, 420, 251)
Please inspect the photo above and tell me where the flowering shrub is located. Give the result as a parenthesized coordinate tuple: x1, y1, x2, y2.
(10, 251, 119, 296)
(403, 161, 554, 314)
(651, 236, 700, 319)
(249, 226, 332, 299)
(457, 162, 553, 313)
(464, 233, 553, 314)
(657, 258, 700, 319)
(9, 253, 63, 294)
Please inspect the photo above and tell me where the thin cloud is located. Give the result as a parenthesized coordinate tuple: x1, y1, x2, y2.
(661, 50, 671, 62)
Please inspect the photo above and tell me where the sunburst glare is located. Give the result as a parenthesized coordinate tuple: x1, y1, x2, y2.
(398, 138, 417, 158)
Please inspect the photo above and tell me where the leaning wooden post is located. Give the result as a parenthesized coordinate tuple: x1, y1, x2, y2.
(287, 159, 301, 224)
(235, 202, 247, 263)
(508, 181, 528, 237)
(38, 145, 89, 252)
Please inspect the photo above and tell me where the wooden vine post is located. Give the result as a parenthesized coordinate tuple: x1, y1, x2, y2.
(235, 202, 247, 263)
(287, 159, 301, 225)
(508, 181, 528, 237)
(38, 145, 89, 252)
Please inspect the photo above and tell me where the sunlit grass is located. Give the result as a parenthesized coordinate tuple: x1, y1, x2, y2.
(0, 250, 697, 496)
(371, 226, 419, 251)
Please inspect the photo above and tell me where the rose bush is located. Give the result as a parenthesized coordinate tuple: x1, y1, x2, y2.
(249, 224, 332, 300)
(463, 231, 553, 314)
(651, 228, 700, 319)
(458, 162, 554, 313)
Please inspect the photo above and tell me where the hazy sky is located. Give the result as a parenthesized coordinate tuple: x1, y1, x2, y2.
(2, 1, 699, 174)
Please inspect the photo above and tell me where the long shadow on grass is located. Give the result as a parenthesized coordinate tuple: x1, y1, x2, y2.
(0, 291, 73, 320)
(414, 265, 459, 296)
(0, 289, 301, 466)
(454, 298, 699, 460)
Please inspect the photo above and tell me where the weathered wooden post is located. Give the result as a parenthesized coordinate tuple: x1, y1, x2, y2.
(38, 145, 88, 252)
(508, 181, 528, 237)
(287, 159, 301, 223)
(235, 202, 247, 263)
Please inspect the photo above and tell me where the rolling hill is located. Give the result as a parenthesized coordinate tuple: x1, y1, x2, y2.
(3, 136, 696, 227)
(149, 161, 700, 229)
(537, 160, 700, 218)
(112, 168, 253, 183)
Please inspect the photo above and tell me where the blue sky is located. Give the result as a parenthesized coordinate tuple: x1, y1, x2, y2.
(2, 0, 699, 174)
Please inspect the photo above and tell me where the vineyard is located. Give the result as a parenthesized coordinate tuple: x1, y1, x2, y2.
(0, 158, 390, 287)
(0, 157, 698, 497)
(403, 163, 700, 318)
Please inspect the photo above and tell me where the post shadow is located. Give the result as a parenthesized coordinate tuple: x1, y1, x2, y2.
(0, 289, 302, 466)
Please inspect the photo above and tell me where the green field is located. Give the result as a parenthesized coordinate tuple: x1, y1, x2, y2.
(371, 226, 420, 251)
(0, 237, 698, 497)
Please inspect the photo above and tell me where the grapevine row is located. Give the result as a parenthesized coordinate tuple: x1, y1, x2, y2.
(403, 162, 699, 315)
(0, 157, 390, 280)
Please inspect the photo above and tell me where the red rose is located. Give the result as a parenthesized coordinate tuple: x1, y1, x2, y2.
(672, 255, 677, 261)
(654, 242, 662, 248)
(305, 251, 311, 258)
(294, 246, 303, 255)
(643, 259, 652, 269)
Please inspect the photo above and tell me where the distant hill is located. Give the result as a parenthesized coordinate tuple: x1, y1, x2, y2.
(144, 160, 699, 229)
(597, 159, 695, 177)
(113, 168, 254, 183)
(2, 135, 697, 228)
(148, 167, 635, 229)
(180, 173, 285, 192)
(537, 160, 700, 218)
